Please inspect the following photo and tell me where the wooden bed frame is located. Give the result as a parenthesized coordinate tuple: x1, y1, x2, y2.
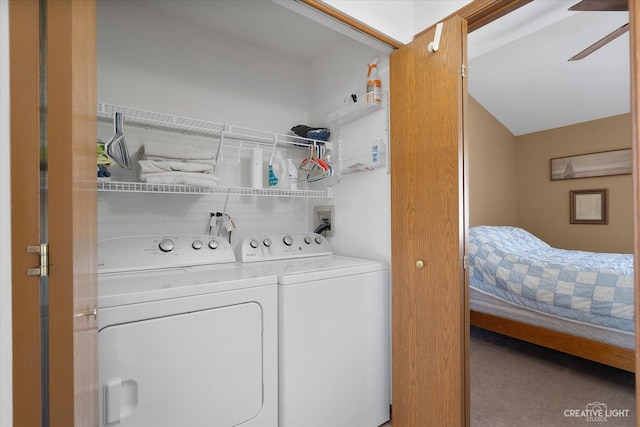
(470, 310, 635, 372)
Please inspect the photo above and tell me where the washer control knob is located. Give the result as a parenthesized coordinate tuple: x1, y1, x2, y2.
(192, 240, 203, 250)
(250, 239, 260, 249)
(158, 238, 175, 253)
(208, 240, 219, 250)
(263, 238, 272, 247)
(283, 235, 294, 246)
(304, 236, 312, 244)
(315, 236, 323, 244)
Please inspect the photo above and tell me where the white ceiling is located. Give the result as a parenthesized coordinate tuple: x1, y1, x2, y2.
(468, 0, 630, 136)
(128, 0, 630, 137)
(134, 0, 392, 61)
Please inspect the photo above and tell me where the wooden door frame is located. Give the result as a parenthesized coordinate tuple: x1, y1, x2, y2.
(453, 0, 640, 417)
(629, 0, 640, 414)
(10, 0, 97, 426)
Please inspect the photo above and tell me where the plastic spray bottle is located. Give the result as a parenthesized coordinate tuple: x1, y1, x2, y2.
(366, 57, 382, 104)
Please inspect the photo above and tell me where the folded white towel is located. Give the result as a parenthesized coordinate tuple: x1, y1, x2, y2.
(139, 159, 214, 174)
(140, 171, 220, 190)
(140, 141, 215, 161)
(142, 156, 217, 166)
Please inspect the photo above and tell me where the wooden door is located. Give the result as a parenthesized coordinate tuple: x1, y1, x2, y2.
(390, 15, 469, 426)
(631, 0, 640, 412)
(10, 0, 98, 425)
(47, 1, 98, 425)
(10, 1, 44, 424)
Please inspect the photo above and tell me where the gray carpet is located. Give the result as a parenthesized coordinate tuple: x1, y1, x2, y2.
(381, 327, 635, 426)
(470, 326, 636, 426)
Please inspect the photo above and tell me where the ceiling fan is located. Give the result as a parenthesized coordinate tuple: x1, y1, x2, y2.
(568, 0, 628, 61)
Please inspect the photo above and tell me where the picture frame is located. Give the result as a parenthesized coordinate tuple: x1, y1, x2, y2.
(551, 148, 631, 181)
(570, 189, 608, 224)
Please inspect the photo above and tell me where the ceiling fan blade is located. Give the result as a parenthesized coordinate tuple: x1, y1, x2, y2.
(569, 0, 628, 12)
(568, 22, 629, 61)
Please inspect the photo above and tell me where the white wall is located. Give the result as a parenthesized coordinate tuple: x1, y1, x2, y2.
(306, 40, 391, 262)
(96, 0, 393, 256)
(97, 0, 313, 243)
(98, 2, 311, 133)
(0, 0, 12, 425)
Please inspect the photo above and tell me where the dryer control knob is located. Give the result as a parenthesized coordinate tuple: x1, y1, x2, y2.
(192, 240, 203, 250)
(250, 239, 260, 249)
(263, 238, 272, 247)
(283, 235, 294, 246)
(208, 240, 219, 250)
(304, 236, 312, 244)
(159, 238, 175, 253)
(315, 236, 323, 244)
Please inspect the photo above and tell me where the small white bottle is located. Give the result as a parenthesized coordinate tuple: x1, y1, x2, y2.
(272, 150, 289, 189)
(250, 147, 263, 189)
(287, 159, 298, 190)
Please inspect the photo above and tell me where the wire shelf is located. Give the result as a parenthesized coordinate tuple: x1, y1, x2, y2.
(97, 180, 332, 198)
(97, 102, 326, 148)
(96, 103, 332, 198)
(326, 92, 383, 126)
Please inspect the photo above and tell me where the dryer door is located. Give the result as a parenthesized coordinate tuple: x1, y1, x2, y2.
(99, 302, 263, 427)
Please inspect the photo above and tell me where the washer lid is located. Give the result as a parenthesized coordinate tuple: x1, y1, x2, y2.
(245, 255, 388, 285)
(98, 264, 277, 308)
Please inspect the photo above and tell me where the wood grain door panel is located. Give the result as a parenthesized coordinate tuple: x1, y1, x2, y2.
(390, 16, 468, 426)
(47, 1, 98, 425)
(9, 1, 43, 424)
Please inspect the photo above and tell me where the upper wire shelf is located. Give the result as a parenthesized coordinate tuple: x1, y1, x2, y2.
(97, 102, 326, 148)
(96, 102, 333, 198)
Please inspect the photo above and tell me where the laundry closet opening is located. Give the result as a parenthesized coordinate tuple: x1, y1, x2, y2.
(96, 1, 394, 426)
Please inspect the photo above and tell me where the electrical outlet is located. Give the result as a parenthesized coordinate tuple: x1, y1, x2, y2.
(313, 205, 334, 236)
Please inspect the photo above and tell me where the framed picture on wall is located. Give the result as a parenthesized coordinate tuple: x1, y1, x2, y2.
(551, 149, 631, 180)
(570, 189, 608, 224)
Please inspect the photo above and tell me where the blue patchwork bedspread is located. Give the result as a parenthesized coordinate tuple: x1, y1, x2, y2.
(469, 226, 634, 332)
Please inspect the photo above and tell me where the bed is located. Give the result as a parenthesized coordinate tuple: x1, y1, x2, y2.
(468, 225, 635, 372)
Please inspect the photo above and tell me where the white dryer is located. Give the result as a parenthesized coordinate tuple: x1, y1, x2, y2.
(238, 232, 390, 427)
(98, 234, 278, 427)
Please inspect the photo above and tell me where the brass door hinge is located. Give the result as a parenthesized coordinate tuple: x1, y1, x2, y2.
(27, 244, 48, 277)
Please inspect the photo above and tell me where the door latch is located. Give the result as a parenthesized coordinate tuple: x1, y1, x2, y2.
(75, 306, 98, 320)
(27, 244, 48, 277)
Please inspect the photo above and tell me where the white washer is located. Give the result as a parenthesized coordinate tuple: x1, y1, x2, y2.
(98, 234, 278, 427)
(238, 232, 390, 427)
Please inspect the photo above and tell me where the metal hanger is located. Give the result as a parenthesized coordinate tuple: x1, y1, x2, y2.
(105, 112, 132, 170)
